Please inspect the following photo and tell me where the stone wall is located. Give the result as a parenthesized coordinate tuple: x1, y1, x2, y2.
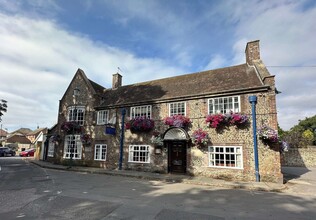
(117, 92, 282, 183)
(281, 147, 316, 167)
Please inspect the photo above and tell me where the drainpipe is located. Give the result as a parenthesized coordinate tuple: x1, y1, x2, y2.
(119, 108, 126, 170)
(249, 95, 260, 182)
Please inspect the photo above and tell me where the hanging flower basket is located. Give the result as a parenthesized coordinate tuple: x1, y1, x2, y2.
(125, 117, 155, 132)
(61, 121, 82, 134)
(258, 125, 278, 143)
(80, 133, 91, 145)
(280, 141, 289, 152)
(50, 135, 61, 144)
(192, 128, 208, 146)
(163, 115, 191, 128)
(151, 131, 164, 146)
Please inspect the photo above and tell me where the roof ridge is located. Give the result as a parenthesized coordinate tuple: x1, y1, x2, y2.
(105, 63, 247, 90)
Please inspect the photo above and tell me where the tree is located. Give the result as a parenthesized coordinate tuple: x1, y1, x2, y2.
(302, 130, 314, 146)
(282, 115, 316, 147)
(0, 99, 8, 122)
(278, 123, 287, 140)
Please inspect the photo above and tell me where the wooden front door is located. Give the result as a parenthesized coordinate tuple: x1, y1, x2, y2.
(168, 141, 187, 173)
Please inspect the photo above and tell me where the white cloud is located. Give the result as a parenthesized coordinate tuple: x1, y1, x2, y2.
(226, 0, 316, 130)
(204, 55, 227, 70)
(1, 0, 315, 132)
(0, 12, 184, 131)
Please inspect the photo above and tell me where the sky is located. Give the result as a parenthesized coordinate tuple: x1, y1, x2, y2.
(0, 0, 315, 132)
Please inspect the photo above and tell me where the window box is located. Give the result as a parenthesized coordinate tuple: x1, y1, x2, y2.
(61, 121, 82, 134)
(125, 117, 155, 132)
(206, 112, 249, 129)
(163, 115, 191, 128)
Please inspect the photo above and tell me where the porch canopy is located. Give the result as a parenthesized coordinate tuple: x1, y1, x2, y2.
(163, 127, 190, 141)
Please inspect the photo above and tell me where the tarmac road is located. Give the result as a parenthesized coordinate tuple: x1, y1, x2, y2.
(1, 157, 316, 219)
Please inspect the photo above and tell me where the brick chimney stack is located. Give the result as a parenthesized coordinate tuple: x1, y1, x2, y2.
(245, 40, 260, 65)
(112, 73, 122, 89)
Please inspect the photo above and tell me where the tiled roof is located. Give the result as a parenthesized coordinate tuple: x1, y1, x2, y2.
(27, 128, 47, 136)
(6, 135, 31, 144)
(11, 128, 33, 135)
(98, 63, 266, 107)
(0, 129, 8, 136)
(89, 79, 106, 94)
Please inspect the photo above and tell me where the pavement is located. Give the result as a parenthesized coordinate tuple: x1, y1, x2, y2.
(281, 166, 316, 195)
(27, 159, 301, 193)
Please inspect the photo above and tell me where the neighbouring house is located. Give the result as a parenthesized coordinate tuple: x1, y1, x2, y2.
(4, 127, 47, 154)
(46, 40, 282, 183)
(26, 127, 48, 159)
(5, 133, 32, 152)
(12, 128, 33, 136)
(0, 128, 8, 146)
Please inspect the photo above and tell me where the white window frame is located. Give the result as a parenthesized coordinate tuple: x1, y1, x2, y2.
(208, 146, 243, 169)
(94, 144, 107, 161)
(130, 105, 152, 119)
(169, 101, 186, 116)
(47, 139, 55, 157)
(128, 145, 150, 163)
(63, 135, 82, 159)
(97, 110, 109, 125)
(208, 96, 240, 114)
(67, 106, 85, 125)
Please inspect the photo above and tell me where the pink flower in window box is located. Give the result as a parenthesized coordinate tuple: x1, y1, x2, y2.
(126, 117, 155, 132)
(163, 115, 191, 127)
(205, 114, 226, 128)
